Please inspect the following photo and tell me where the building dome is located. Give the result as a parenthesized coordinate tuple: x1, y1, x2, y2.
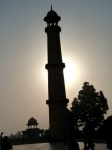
(47, 9, 57, 16)
(27, 117, 38, 126)
(44, 6, 61, 25)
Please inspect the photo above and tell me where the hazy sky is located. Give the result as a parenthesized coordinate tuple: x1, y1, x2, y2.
(0, 0, 112, 136)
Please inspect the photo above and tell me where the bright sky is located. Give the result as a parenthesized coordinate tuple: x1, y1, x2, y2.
(0, 0, 112, 136)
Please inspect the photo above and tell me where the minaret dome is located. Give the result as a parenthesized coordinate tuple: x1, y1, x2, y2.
(44, 6, 61, 26)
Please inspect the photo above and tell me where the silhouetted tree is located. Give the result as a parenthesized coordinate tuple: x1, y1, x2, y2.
(103, 115, 112, 150)
(70, 82, 108, 149)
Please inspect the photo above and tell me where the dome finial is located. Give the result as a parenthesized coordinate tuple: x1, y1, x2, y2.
(51, 5, 52, 10)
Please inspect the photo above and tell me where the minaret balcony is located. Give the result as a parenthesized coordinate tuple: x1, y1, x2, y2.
(45, 63, 65, 70)
(45, 25, 61, 33)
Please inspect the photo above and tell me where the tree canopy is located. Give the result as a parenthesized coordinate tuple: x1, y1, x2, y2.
(70, 82, 109, 132)
(103, 115, 112, 137)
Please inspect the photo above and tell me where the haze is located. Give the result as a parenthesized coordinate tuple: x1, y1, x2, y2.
(0, 0, 112, 136)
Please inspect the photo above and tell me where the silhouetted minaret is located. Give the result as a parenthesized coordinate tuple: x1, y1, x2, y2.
(44, 7, 69, 141)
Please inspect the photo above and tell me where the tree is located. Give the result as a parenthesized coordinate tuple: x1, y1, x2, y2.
(103, 115, 112, 150)
(70, 82, 108, 149)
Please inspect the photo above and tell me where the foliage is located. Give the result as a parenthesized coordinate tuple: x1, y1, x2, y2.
(103, 116, 112, 149)
(103, 115, 112, 137)
(70, 82, 109, 132)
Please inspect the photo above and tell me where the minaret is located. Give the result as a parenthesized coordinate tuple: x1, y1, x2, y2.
(44, 7, 69, 141)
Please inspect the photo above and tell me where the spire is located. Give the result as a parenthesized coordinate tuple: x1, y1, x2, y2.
(51, 5, 52, 10)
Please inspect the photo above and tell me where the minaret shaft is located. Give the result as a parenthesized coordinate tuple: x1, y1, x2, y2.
(46, 26, 62, 64)
(44, 8, 69, 141)
(45, 26, 66, 101)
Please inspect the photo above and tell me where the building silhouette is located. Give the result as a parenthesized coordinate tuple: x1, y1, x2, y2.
(44, 7, 69, 141)
(22, 117, 43, 140)
(9, 118, 50, 144)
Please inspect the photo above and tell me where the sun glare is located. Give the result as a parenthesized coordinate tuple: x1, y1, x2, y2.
(38, 58, 78, 87)
(64, 58, 77, 86)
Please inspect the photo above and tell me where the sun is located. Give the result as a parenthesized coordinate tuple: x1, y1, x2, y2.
(64, 58, 77, 86)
